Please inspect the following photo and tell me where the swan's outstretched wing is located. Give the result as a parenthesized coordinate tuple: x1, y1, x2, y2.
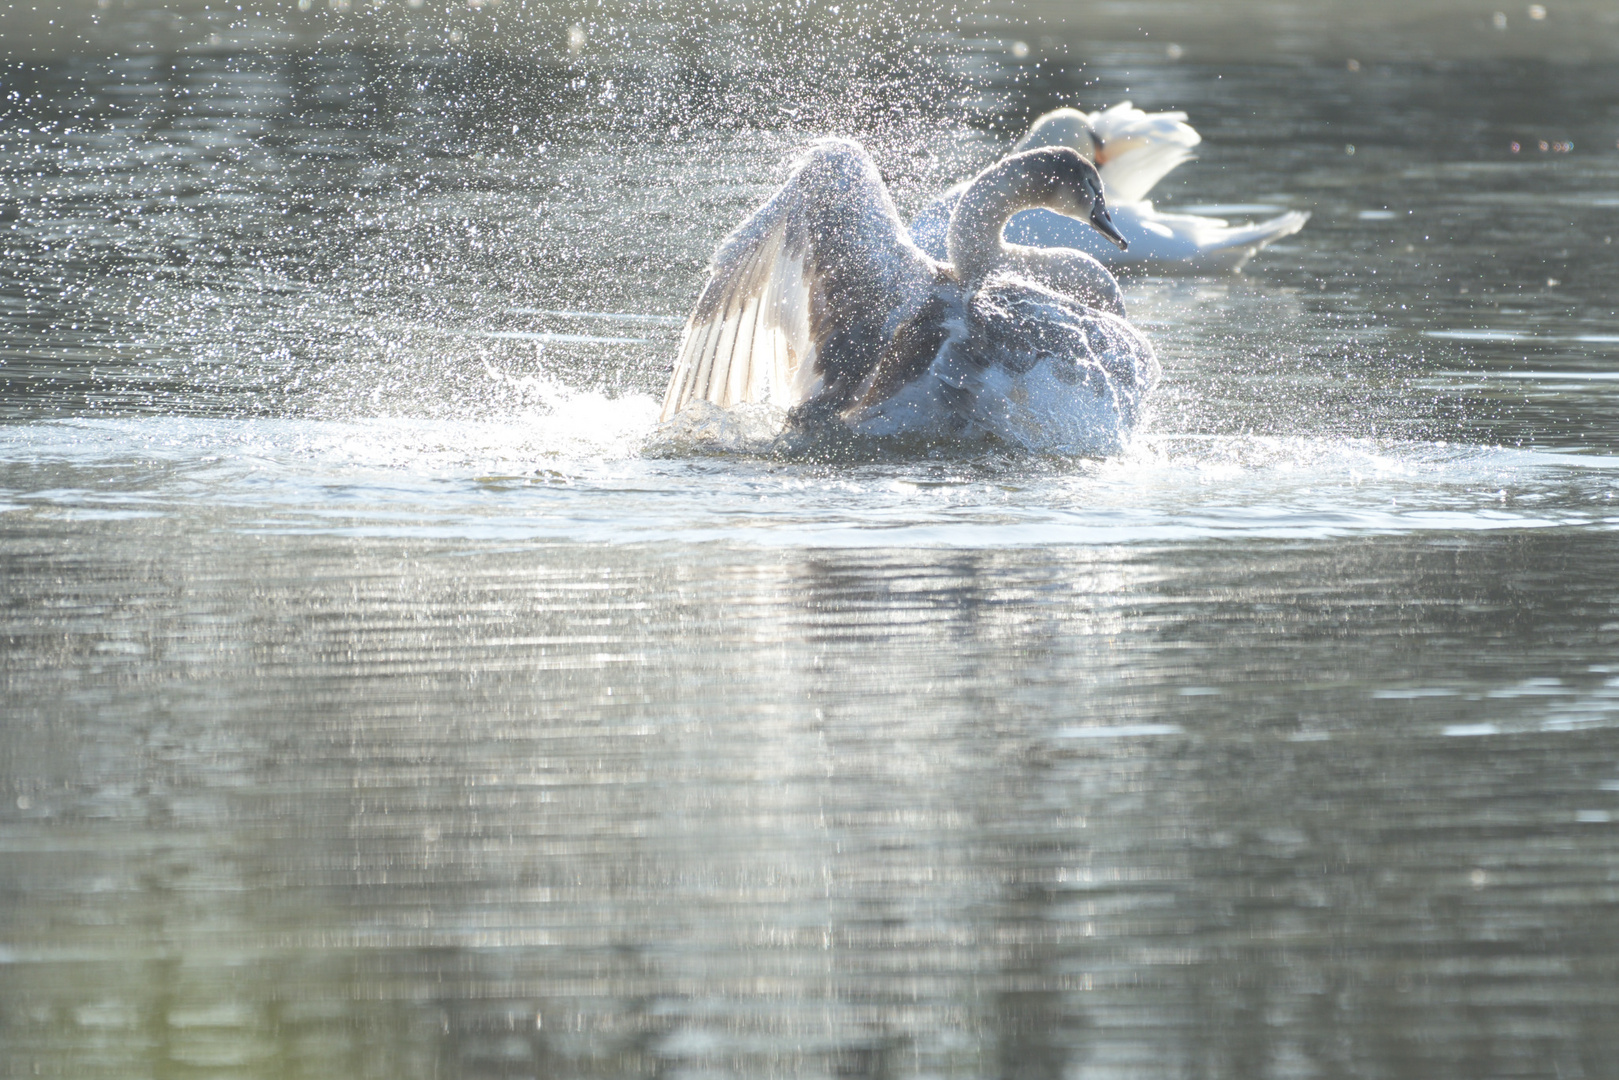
(660, 139, 937, 422)
(1089, 102, 1201, 203)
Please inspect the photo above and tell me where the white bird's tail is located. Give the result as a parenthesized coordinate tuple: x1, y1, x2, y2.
(1181, 210, 1311, 271)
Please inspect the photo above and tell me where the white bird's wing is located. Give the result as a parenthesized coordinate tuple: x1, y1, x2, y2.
(660, 140, 937, 423)
(1088, 101, 1202, 203)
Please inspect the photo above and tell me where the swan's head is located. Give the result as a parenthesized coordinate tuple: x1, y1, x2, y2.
(1014, 108, 1104, 162)
(947, 144, 1129, 281)
(1009, 146, 1128, 251)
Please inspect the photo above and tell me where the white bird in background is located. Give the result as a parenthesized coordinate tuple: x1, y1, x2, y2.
(911, 102, 1310, 272)
(659, 139, 1158, 455)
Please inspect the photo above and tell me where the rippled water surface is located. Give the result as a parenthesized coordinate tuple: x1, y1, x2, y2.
(4, 6, 1619, 1078)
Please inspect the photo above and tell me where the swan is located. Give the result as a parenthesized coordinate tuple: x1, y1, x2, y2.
(911, 103, 1310, 272)
(658, 139, 1158, 455)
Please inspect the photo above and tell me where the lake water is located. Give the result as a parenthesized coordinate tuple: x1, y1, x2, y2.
(4, 5, 1619, 1078)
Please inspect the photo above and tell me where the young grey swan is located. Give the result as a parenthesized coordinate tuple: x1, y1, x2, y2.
(660, 139, 1158, 455)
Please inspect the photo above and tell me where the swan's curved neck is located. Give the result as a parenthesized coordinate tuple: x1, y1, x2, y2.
(946, 154, 1095, 286)
(946, 164, 1032, 285)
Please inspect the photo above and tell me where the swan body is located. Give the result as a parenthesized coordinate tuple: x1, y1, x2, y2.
(911, 102, 1309, 272)
(659, 140, 1157, 454)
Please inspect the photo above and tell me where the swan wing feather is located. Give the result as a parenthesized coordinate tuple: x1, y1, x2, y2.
(1098, 140, 1198, 204)
(1086, 101, 1201, 151)
(660, 139, 937, 422)
(1088, 101, 1201, 202)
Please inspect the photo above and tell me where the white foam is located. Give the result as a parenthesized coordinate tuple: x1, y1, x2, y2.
(1056, 723, 1184, 739)
(647, 400, 790, 456)
(1442, 724, 1500, 737)
(4, 422, 1617, 548)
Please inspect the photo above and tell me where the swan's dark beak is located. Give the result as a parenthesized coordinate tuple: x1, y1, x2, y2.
(1090, 202, 1128, 250)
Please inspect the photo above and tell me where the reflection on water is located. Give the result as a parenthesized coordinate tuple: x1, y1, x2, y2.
(6, 529, 1619, 1078)
(4, 4, 1619, 1078)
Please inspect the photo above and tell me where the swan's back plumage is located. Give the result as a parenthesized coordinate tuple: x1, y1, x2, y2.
(660, 140, 936, 422)
(850, 276, 1158, 454)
